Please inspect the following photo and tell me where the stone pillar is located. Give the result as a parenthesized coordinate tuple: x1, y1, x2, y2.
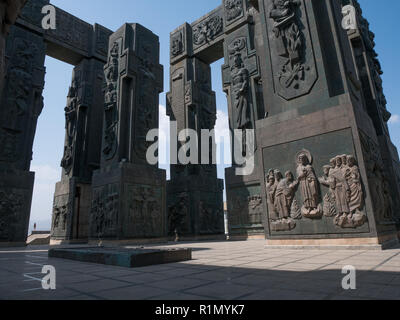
(166, 57, 225, 238)
(0, 0, 27, 95)
(0, 24, 45, 246)
(89, 24, 167, 242)
(346, 0, 400, 232)
(167, 21, 224, 239)
(253, 0, 398, 248)
(51, 58, 106, 243)
(221, 3, 266, 239)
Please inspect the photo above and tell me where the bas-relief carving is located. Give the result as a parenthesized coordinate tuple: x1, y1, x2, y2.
(360, 133, 394, 223)
(90, 184, 119, 238)
(266, 170, 300, 232)
(135, 42, 159, 160)
(199, 200, 223, 234)
(47, 10, 91, 53)
(228, 189, 264, 228)
(103, 40, 120, 160)
(0, 38, 39, 163)
(267, 149, 368, 232)
(60, 79, 79, 174)
(171, 30, 184, 58)
(52, 204, 68, 233)
(295, 150, 322, 219)
(127, 185, 163, 237)
(193, 15, 223, 47)
(19, 0, 46, 28)
(267, 0, 316, 100)
(0, 190, 23, 240)
(319, 155, 367, 228)
(168, 193, 190, 236)
(0, 0, 27, 34)
(225, 0, 245, 23)
(227, 37, 255, 160)
(354, 1, 391, 134)
(229, 38, 251, 131)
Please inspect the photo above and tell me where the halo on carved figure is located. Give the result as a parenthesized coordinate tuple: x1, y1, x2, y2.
(295, 149, 312, 165)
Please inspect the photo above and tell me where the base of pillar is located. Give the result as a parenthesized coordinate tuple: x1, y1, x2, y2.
(50, 239, 89, 246)
(265, 235, 400, 250)
(0, 242, 27, 248)
(229, 234, 266, 241)
(172, 234, 227, 242)
(90, 163, 167, 240)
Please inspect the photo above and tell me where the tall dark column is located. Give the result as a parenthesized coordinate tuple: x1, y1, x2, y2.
(0, 24, 45, 246)
(89, 24, 167, 242)
(0, 0, 27, 95)
(222, 5, 265, 239)
(252, 0, 398, 247)
(167, 55, 224, 238)
(51, 58, 106, 243)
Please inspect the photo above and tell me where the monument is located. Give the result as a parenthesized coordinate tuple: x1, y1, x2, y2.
(89, 23, 167, 243)
(0, 0, 399, 249)
(168, 0, 400, 248)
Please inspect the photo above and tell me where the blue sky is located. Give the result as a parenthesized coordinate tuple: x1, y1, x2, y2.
(29, 0, 400, 231)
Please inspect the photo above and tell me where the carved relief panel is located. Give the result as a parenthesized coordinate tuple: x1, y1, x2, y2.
(227, 185, 264, 230)
(0, 26, 45, 171)
(90, 184, 119, 239)
(124, 184, 164, 238)
(0, 188, 25, 241)
(266, 148, 368, 232)
(102, 37, 122, 161)
(224, 0, 246, 25)
(264, 0, 317, 100)
(192, 9, 224, 51)
(51, 195, 70, 238)
(262, 129, 370, 235)
(360, 132, 395, 224)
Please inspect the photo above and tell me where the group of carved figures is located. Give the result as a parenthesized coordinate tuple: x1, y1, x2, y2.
(267, 150, 368, 232)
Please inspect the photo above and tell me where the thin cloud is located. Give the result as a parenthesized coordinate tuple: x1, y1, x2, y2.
(389, 114, 400, 124)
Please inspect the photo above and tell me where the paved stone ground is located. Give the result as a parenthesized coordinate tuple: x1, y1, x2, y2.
(0, 240, 399, 300)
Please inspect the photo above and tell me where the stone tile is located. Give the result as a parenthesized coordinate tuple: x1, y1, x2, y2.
(149, 277, 211, 291)
(185, 282, 258, 300)
(57, 274, 102, 284)
(64, 279, 131, 293)
(238, 261, 284, 269)
(114, 272, 174, 284)
(149, 292, 213, 300)
(188, 270, 246, 282)
(240, 288, 328, 300)
(152, 267, 206, 277)
(93, 285, 171, 300)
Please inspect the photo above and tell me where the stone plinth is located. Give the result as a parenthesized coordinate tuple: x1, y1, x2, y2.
(48, 247, 192, 268)
(90, 163, 167, 241)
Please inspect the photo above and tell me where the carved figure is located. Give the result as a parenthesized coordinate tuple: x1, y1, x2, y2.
(296, 150, 322, 218)
(319, 154, 367, 228)
(267, 169, 298, 231)
(225, 0, 243, 22)
(269, 0, 306, 89)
